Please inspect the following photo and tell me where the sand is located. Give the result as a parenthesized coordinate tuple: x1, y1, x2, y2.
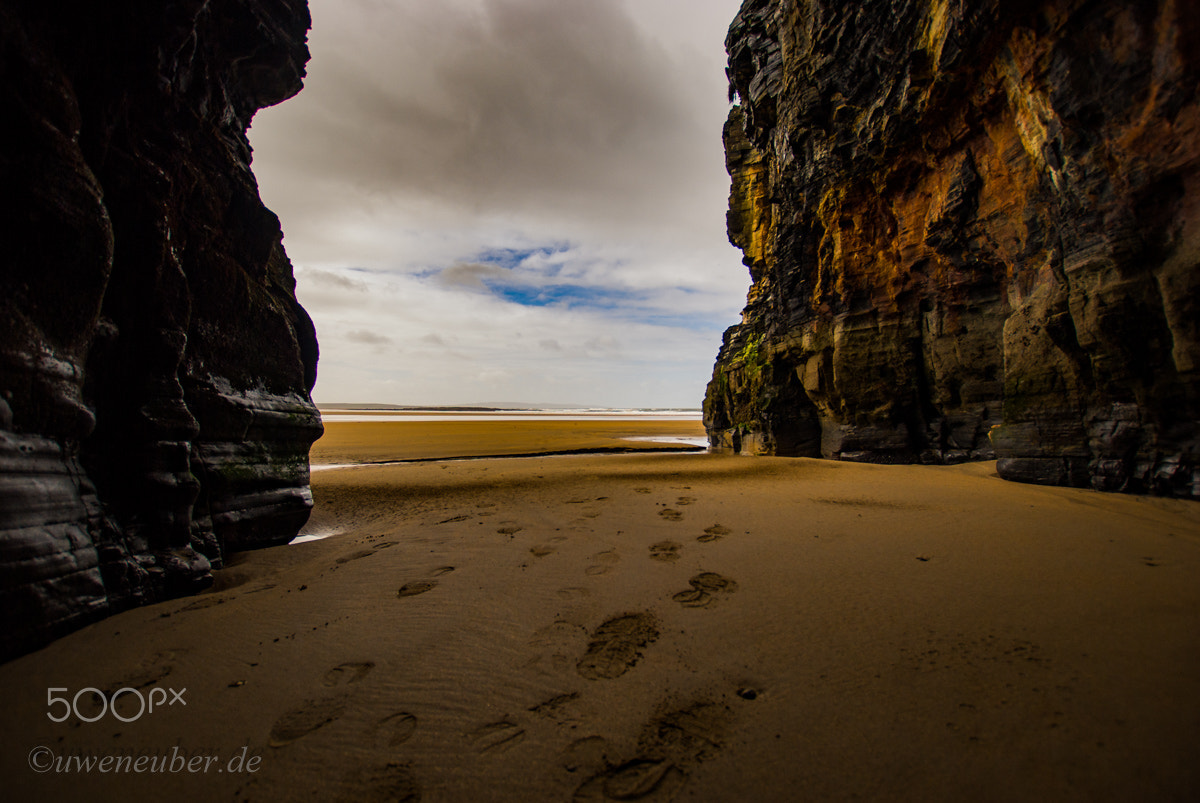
(2, 422, 1199, 802)
(309, 418, 709, 464)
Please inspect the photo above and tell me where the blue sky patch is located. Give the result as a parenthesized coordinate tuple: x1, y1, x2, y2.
(475, 244, 571, 270)
(485, 281, 637, 309)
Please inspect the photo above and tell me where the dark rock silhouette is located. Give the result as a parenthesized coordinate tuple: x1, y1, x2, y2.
(706, 0, 1199, 497)
(0, 0, 320, 660)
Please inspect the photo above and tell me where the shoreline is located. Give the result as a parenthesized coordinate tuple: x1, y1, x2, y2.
(309, 443, 707, 472)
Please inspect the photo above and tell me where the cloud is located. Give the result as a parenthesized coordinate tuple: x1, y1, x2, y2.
(436, 262, 509, 290)
(250, 0, 749, 406)
(296, 265, 731, 405)
(304, 268, 367, 291)
(255, 1, 712, 228)
(583, 335, 621, 357)
(344, 329, 393, 346)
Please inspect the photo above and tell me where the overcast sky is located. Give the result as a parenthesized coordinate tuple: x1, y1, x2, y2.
(249, 0, 748, 408)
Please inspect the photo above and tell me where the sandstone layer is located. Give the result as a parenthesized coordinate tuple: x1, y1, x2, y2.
(706, 0, 1200, 497)
(0, 0, 321, 660)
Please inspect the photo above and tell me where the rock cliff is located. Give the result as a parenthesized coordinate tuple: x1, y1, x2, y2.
(706, 0, 1200, 497)
(0, 0, 320, 660)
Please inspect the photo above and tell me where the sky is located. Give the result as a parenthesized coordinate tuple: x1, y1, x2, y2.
(248, 0, 749, 408)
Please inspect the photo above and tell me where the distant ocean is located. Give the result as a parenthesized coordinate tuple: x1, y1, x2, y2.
(318, 408, 703, 423)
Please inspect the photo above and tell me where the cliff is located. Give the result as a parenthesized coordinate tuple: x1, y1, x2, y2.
(706, 0, 1200, 497)
(0, 0, 321, 660)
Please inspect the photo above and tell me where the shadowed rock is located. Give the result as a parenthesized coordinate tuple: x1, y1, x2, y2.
(0, 0, 320, 660)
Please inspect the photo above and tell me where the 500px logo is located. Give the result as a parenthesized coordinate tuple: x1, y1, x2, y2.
(47, 687, 187, 723)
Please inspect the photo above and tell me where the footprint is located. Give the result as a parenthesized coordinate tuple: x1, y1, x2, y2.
(351, 763, 422, 803)
(573, 759, 686, 802)
(649, 541, 681, 562)
(672, 588, 710, 608)
(641, 702, 727, 762)
(529, 620, 587, 647)
(469, 720, 526, 754)
(336, 550, 374, 565)
(577, 613, 660, 680)
(336, 543, 396, 565)
(676, 497, 697, 506)
(268, 698, 346, 747)
(530, 545, 557, 558)
(586, 549, 620, 576)
(527, 621, 588, 675)
(323, 661, 374, 687)
(672, 573, 738, 609)
(691, 573, 737, 593)
(557, 587, 591, 600)
(658, 509, 683, 522)
(429, 566, 456, 577)
(373, 712, 419, 748)
(529, 692, 581, 723)
(497, 525, 523, 537)
(436, 515, 470, 525)
(697, 525, 730, 543)
(178, 596, 226, 612)
(573, 700, 727, 800)
(560, 735, 609, 773)
(106, 651, 177, 693)
(397, 580, 438, 598)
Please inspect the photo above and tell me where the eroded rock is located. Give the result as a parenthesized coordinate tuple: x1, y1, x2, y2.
(0, 0, 320, 660)
(706, 0, 1200, 497)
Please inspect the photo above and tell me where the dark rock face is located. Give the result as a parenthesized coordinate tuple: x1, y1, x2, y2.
(0, 0, 320, 660)
(707, 0, 1200, 497)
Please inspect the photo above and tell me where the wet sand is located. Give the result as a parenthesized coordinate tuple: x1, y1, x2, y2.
(310, 419, 709, 464)
(2, 423, 1199, 801)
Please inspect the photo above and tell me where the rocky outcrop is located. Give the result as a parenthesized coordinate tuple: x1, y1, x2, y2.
(706, 0, 1200, 497)
(0, 0, 320, 660)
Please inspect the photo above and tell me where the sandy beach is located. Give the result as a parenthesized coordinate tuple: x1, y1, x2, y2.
(3, 420, 1199, 801)
(309, 417, 709, 465)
